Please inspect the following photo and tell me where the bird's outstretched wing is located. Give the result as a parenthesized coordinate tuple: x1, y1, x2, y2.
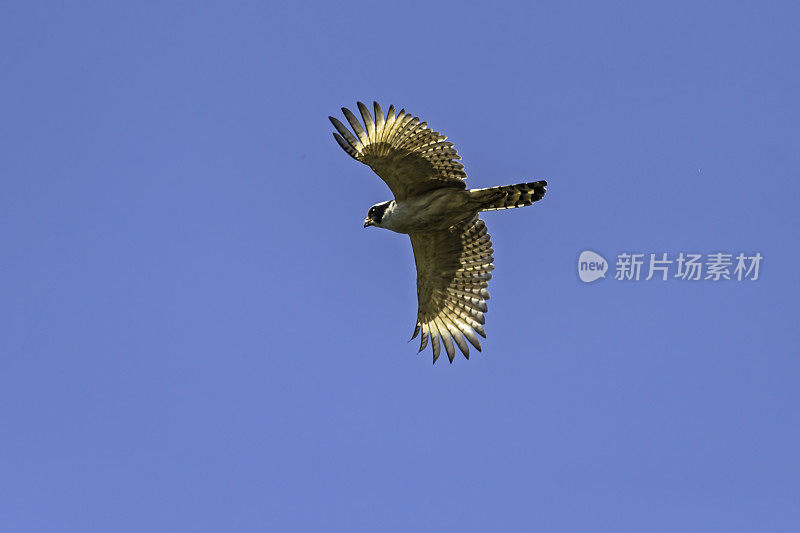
(329, 102, 467, 200)
(409, 216, 494, 363)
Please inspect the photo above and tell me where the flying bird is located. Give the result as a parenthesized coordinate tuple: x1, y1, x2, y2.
(330, 102, 548, 364)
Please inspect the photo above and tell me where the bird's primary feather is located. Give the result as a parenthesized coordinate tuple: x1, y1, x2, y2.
(329, 102, 467, 200)
(409, 216, 494, 363)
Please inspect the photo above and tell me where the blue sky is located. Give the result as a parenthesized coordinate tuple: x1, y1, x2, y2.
(1, 1, 798, 531)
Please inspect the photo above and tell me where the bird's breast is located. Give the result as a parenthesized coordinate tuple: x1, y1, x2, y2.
(381, 189, 472, 234)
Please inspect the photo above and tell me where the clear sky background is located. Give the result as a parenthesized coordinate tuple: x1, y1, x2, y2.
(2, 1, 798, 531)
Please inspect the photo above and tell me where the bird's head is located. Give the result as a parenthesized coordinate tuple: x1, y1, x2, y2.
(364, 201, 391, 228)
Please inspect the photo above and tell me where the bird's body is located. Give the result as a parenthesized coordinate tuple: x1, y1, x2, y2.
(373, 189, 472, 234)
(330, 102, 548, 364)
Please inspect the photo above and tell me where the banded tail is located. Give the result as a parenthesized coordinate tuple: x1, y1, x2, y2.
(469, 180, 548, 211)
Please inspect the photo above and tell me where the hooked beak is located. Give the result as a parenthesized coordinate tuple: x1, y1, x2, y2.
(363, 217, 374, 228)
